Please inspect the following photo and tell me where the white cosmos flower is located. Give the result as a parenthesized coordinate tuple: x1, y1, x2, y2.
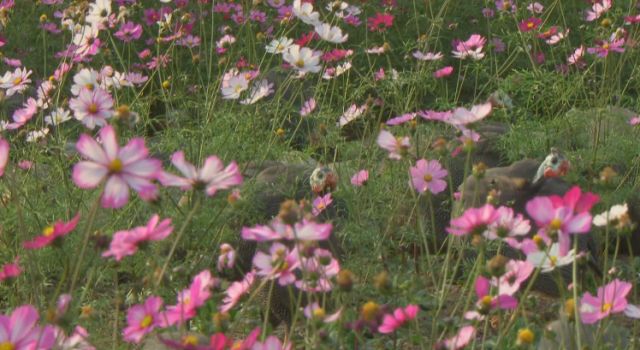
(44, 108, 72, 126)
(293, 0, 321, 25)
(593, 203, 631, 229)
(283, 45, 322, 74)
(240, 80, 274, 105)
(526, 243, 576, 272)
(413, 51, 443, 61)
(265, 37, 294, 54)
(314, 23, 348, 43)
(221, 75, 249, 100)
(26, 128, 50, 143)
(337, 104, 367, 127)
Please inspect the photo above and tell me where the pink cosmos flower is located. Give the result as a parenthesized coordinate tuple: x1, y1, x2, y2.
(0, 305, 55, 350)
(585, 0, 612, 22)
(217, 243, 236, 272)
(220, 271, 255, 313)
(377, 129, 410, 160)
(7, 97, 38, 130)
(303, 302, 343, 323)
(253, 243, 300, 285)
(526, 187, 596, 256)
(438, 325, 476, 350)
(465, 276, 518, 321)
(568, 46, 586, 67)
(518, 17, 542, 32)
(0, 257, 20, 282)
(434, 66, 453, 78)
(53, 326, 95, 350)
(312, 193, 333, 216)
(72, 125, 162, 208)
(123, 296, 163, 343)
(0, 67, 31, 96)
(102, 214, 173, 261)
(386, 113, 416, 126)
(527, 2, 544, 13)
(300, 98, 317, 116)
(413, 51, 443, 61)
(448, 204, 500, 236)
(378, 305, 419, 334)
(162, 270, 217, 326)
(242, 218, 333, 242)
(69, 87, 114, 129)
(410, 159, 448, 195)
(629, 116, 640, 126)
(447, 102, 492, 126)
(296, 248, 340, 292)
(351, 169, 369, 186)
(159, 151, 243, 197)
(0, 137, 8, 177)
(580, 279, 631, 324)
(587, 38, 625, 58)
(367, 13, 394, 32)
(23, 214, 80, 250)
(486, 206, 531, 240)
(251, 336, 292, 350)
(492, 260, 534, 296)
(452, 34, 486, 60)
(114, 21, 143, 42)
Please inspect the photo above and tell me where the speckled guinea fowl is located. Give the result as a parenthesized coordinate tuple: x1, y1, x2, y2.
(456, 149, 600, 296)
(231, 161, 345, 327)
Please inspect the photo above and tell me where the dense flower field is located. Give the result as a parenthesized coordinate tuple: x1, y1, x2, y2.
(1, 0, 640, 349)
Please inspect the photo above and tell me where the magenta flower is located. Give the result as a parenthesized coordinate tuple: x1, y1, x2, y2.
(378, 305, 419, 334)
(159, 151, 243, 197)
(410, 159, 448, 195)
(0, 137, 8, 177)
(220, 271, 255, 313)
(518, 17, 542, 32)
(72, 125, 162, 208)
(242, 218, 333, 242)
(377, 129, 410, 160)
(350, 169, 369, 186)
(162, 270, 217, 326)
(465, 276, 518, 321)
(296, 248, 340, 292)
(0, 257, 20, 282)
(52, 326, 94, 350)
(114, 21, 142, 42)
(123, 296, 163, 343)
(585, 0, 611, 21)
(102, 214, 173, 261)
(587, 39, 625, 58)
(486, 206, 531, 240)
(69, 87, 113, 129)
(434, 66, 453, 78)
(580, 279, 631, 324)
(312, 193, 333, 216)
(23, 214, 80, 249)
(447, 204, 500, 237)
(253, 243, 300, 285)
(0, 305, 55, 350)
(367, 13, 394, 32)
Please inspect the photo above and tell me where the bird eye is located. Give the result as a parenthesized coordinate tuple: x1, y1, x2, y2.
(550, 156, 558, 165)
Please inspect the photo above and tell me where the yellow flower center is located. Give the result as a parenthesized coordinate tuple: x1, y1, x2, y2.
(85, 83, 94, 91)
(361, 301, 380, 322)
(0, 342, 15, 350)
(87, 103, 99, 114)
(517, 328, 534, 344)
(140, 315, 153, 328)
(234, 85, 243, 94)
(182, 335, 199, 346)
(602, 303, 612, 312)
(549, 256, 558, 266)
(549, 218, 562, 231)
(295, 59, 305, 68)
(423, 174, 433, 182)
(312, 307, 326, 320)
(276, 44, 284, 51)
(43, 226, 55, 237)
(13, 77, 22, 85)
(603, 43, 610, 50)
(481, 295, 493, 307)
(108, 158, 123, 173)
(527, 22, 534, 28)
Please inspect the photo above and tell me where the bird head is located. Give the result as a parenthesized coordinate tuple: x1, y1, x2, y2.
(533, 148, 569, 184)
(310, 165, 338, 195)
